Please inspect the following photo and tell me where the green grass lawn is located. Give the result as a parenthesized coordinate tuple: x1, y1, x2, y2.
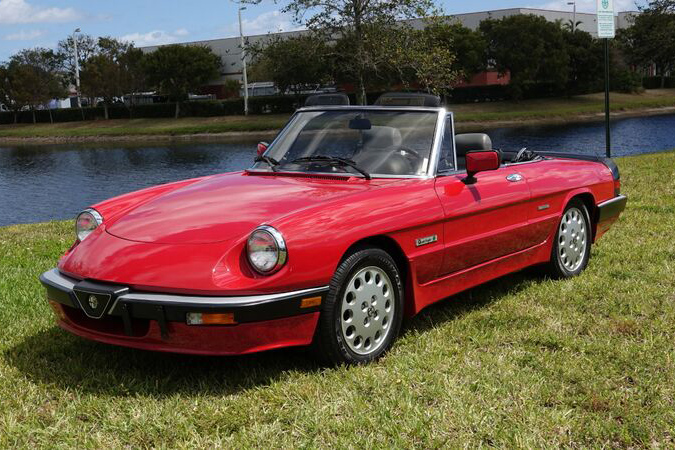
(1, 151, 674, 447)
(1, 89, 675, 139)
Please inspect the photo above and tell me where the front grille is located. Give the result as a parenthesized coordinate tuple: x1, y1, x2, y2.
(62, 305, 151, 337)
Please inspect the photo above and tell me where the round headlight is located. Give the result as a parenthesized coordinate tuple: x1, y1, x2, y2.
(75, 209, 103, 241)
(246, 226, 287, 274)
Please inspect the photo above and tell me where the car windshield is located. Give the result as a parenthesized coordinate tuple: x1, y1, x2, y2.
(252, 109, 439, 177)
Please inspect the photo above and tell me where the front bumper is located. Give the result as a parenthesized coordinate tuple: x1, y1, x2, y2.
(40, 269, 327, 355)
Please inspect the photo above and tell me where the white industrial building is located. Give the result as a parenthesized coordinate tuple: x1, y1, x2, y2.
(141, 7, 638, 97)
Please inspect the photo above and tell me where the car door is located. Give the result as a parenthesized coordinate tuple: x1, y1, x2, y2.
(433, 116, 535, 276)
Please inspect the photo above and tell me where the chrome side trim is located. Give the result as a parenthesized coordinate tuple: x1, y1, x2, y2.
(112, 286, 329, 310)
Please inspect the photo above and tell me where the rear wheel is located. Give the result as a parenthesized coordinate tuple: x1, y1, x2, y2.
(314, 247, 404, 365)
(547, 199, 592, 278)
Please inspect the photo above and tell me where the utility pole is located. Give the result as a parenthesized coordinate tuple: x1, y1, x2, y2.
(567, 1, 577, 32)
(73, 28, 82, 109)
(238, 3, 249, 116)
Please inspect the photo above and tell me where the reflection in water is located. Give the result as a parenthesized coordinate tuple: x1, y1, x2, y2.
(1, 113, 674, 226)
(0, 140, 258, 226)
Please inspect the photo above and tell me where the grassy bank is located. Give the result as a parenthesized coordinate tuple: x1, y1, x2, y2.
(1, 151, 675, 446)
(1, 89, 674, 141)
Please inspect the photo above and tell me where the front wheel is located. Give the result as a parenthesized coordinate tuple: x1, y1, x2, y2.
(546, 199, 592, 278)
(314, 247, 404, 365)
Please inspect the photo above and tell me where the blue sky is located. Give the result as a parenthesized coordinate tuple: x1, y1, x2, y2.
(0, 0, 638, 61)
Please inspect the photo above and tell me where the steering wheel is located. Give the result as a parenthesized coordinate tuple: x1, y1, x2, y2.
(398, 146, 422, 160)
(514, 147, 529, 163)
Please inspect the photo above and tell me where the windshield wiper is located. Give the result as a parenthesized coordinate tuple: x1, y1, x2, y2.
(292, 156, 371, 180)
(254, 155, 280, 172)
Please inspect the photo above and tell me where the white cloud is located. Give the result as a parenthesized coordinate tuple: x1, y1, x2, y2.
(221, 10, 302, 37)
(0, 0, 81, 24)
(3, 29, 45, 40)
(537, 0, 639, 13)
(120, 29, 191, 47)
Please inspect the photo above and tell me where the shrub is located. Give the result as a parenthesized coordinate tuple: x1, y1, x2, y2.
(611, 69, 643, 93)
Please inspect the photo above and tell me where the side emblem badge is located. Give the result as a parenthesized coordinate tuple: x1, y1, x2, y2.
(415, 235, 438, 247)
(88, 295, 99, 309)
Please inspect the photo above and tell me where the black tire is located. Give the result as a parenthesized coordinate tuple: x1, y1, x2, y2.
(546, 199, 592, 278)
(314, 247, 404, 365)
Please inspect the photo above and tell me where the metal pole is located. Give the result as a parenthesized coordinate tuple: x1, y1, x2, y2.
(73, 30, 81, 109)
(573, 3, 576, 32)
(238, 5, 249, 116)
(604, 38, 611, 158)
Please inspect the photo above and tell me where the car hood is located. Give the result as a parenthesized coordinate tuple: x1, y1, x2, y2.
(105, 172, 389, 244)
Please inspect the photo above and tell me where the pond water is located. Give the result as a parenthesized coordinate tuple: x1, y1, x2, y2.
(1, 113, 674, 227)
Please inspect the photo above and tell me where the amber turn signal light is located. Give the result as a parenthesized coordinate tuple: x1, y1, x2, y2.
(300, 296, 322, 308)
(186, 312, 236, 325)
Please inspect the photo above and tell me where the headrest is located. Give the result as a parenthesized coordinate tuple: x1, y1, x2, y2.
(305, 93, 350, 107)
(455, 133, 492, 157)
(362, 126, 402, 149)
(374, 92, 441, 107)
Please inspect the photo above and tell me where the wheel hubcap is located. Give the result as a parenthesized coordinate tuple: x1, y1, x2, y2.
(340, 266, 394, 355)
(558, 207, 587, 271)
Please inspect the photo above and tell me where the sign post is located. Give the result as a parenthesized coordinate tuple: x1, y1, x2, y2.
(597, 0, 615, 157)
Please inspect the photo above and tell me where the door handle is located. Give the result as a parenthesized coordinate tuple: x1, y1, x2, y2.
(506, 174, 523, 182)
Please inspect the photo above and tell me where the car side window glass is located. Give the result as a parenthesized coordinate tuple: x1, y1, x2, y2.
(438, 116, 455, 172)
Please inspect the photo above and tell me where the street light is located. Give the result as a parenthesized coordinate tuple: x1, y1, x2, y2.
(238, 3, 249, 116)
(73, 28, 81, 108)
(567, 1, 577, 32)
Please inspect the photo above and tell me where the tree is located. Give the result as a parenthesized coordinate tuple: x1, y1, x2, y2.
(0, 64, 22, 123)
(562, 29, 603, 95)
(118, 45, 147, 116)
(383, 21, 460, 95)
(416, 20, 486, 84)
(618, 0, 675, 88)
(57, 34, 98, 87)
(143, 44, 221, 118)
(6, 49, 67, 123)
(248, 34, 333, 94)
(280, 0, 440, 104)
(480, 15, 570, 100)
(80, 37, 146, 119)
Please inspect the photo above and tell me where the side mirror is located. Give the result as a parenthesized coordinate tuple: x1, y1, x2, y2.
(257, 142, 269, 157)
(464, 150, 500, 184)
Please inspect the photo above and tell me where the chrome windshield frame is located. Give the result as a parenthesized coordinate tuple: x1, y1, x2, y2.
(246, 106, 448, 180)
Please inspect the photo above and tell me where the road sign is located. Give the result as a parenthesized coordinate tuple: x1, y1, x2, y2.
(597, 0, 615, 38)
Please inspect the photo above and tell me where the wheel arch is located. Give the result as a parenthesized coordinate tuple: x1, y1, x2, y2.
(340, 235, 415, 317)
(567, 191, 598, 241)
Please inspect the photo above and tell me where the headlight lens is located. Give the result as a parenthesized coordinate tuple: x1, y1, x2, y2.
(75, 209, 103, 241)
(246, 226, 287, 274)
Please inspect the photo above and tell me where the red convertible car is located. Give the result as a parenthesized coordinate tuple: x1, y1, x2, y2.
(40, 96, 626, 364)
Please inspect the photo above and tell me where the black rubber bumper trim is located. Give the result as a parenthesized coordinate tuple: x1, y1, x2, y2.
(40, 270, 328, 326)
(597, 194, 627, 222)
